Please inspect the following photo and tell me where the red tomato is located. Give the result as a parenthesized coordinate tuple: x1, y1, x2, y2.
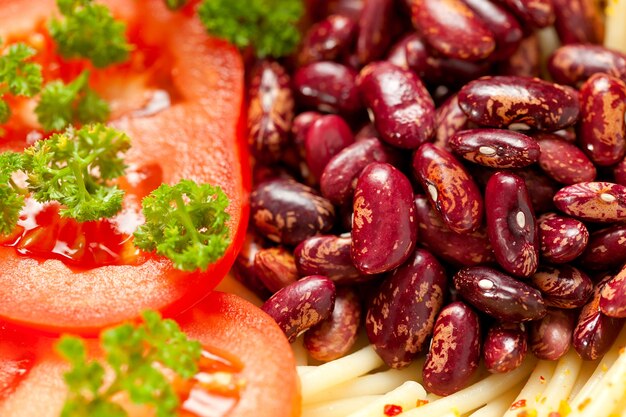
(0, 0, 251, 334)
(0, 292, 301, 417)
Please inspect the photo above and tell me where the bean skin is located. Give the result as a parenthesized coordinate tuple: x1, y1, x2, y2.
(449, 129, 540, 168)
(387, 33, 429, 75)
(366, 248, 447, 368)
(514, 167, 560, 214)
(538, 213, 589, 264)
(413, 143, 483, 234)
(232, 233, 272, 299)
(600, 266, 626, 318)
(553, 182, 626, 223)
(305, 114, 355, 181)
(530, 308, 575, 361)
(552, 0, 604, 45)
(536, 134, 597, 184)
(486, 172, 539, 278)
(497, 34, 541, 78)
(298, 15, 357, 66)
(548, 45, 626, 87)
(292, 111, 322, 159)
(253, 247, 299, 293)
(435, 94, 470, 151)
(484, 323, 528, 373)
(356, 0, 394, 64)
(496, 0, 555, 28)
(423, 301, 481, 396)
(294, 235, 364, 284)
(579, 225, 626, 271)
(530, 265, 593, 309)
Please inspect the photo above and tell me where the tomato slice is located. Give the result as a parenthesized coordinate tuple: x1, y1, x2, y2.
(0, 0, 251, 334)
(0, 292, 300, 417)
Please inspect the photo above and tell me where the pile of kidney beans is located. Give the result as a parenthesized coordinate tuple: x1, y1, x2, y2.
(233, 0, 626, 397)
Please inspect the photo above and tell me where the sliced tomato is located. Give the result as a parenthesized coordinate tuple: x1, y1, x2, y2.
(0, 0, 250, 334)
(0, 292, 300, 417)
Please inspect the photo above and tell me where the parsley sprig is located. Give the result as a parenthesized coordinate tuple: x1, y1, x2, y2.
(0, 41, 43, 124)
(0, 152, 26, 235)
(57, 310, 202, 417)
(198, 0, 304, 58)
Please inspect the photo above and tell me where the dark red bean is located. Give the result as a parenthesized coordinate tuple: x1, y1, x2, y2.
(458, 76, 580, 131)
(548, 45, 626, 87)
(486, 172, 539, 278)
(600, 266, 626, 318)
(536, 134, 597, 184)
(513, 167, 560, 214)
(613, 157, 626, 186)
(253, 247, 300, 294)
(435, 94, 470, 151)
(574, 275, 624, 360)
(366, 248, 447, 368)
(454, 266, 546, 322)
(298, 15, 357, 66)
(354, 123, 379, 141)
(320, 137, 401, 206)
(413, 143, 483, 234)
(530, 308, 575, 361)
(410, 0, 495, 61)
(553, 182, 626, 223)
(305, 115, 355, 181)
(387, 33, 428, 74)
(578, 73, 626, 167)
(294, 61, 362, 115)
(450, 129, 539, 168)
(294, 235, 364, 284)
(352, 162, 417, 274)
(496, 0, 555, 28)
(497, 34, 540, 77)
(356, 0, 394, 65)
(357, 62, 435, 149)
(247, 60, 294, 162)
(305, 287, 361, 362)
(250, 178, 336, 246)
(552, 0, 604, 45)
(232, 233, 272, 299)
(415, 195, 495, 266)
(579, 225, 626, 271)
(531, 265, 593, 309)
(538, 213, 589, 264)
(292, 111, 322, 159)
(262, 275, 336, 342)
(423, 301, 481, 396)
(326, 0, 365, 20)
(427, 56, 493, 89)
(484, 323, 527, 373)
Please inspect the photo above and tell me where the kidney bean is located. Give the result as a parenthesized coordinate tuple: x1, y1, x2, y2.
(538, 213, 589, 264)
(366, 248, 447, 368)
(356, 0, 393, 64)
(423, 301, 481, 396)
(458, 76, 580, 131)
(352, 162, 417, 274)
(578, 73, 626, 167)
(513, 168, 560, 214)
(548, 45, 626, 87)
(298, 15, 356, 66)
(552, 0, 604, 45)
(536, 134, 597, 184)
(262, 275, 336, 342)
(305, 287, 361, 362)
(531, 265, 593, 309)
(497, 34, 540, 77)
(484, 322, 527, 373)
(247, 60, 294, 162)
(553, 182, 626, 223)
(574, 275, 624, 360)
(387, 33, 428, 75)
(454, 266, 546, 321)
(320, 138, 400, 206)
(415, 195, 495, 266)
(530, 308, 575, 361)
(579, 225, 626, 271)
(413, 143, 483, 234)
(614, 158, 626, 186)
(435, 94, 470, 151)
(294, 61, 362, 115)
(292, 111, 322, 159)
(486, 172, 539, 277)
(450, 129, 539, 168)
(496, 0, 554, 28)
(232, 233, 272, 299)
(427, 57, 494, 88)
(305, 115, 355, 181)
(410, 0, 495, 61)
(354, 123, 379, 140)
(600, 266, 626, 318)
(294, 235, 364, 284)
(250, 178, 335, 246)
(253, 247, 300, 294)
(357, 62, 435, 149)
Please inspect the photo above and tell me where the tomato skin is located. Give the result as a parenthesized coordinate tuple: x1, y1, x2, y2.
(0, 0, 251, 335)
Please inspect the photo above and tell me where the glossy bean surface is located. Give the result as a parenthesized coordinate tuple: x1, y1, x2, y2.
(305, 115, 355, 180)
(537, 134, 596, 184)
(253, 247, 299, 293)
(497, 34, 540, 77)
(298, 15, 356, 66)
(530, 265, 593, 309)
(530, 308, 575, 361)
(294, 62, 362, 115)
(484, 323, 527, 373)
(579, 225, 626, 271)
(552, 0, 604, 44)
(356, 0, 393, 64)
(553, 182, 626, 223)
(435, 94, 469, 151)
(497, 0, 554, 28)
(538, 213, 589, 264)
(294, 235, 363, 284)
(548, 45, 626, 86)
(449, 129, 539, 168)
(600, 266, 626, 318)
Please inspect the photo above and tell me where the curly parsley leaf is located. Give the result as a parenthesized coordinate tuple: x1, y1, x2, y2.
(23, 124, 130, 221)
(35, 70, 110, 132)
(134, 180, 231, 271)
(49, 0, 132, 68)
(198, 0, 303, 58)
(0, 42, 43, 97)
(57, 310, 202, 417)
(0, 152, 26, 236)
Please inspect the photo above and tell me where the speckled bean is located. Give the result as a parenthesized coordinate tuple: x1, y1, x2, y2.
(513, 168, 560, 214)
(357, 62, 435, 149)
(450, 129, 539, 168)
(552, 0, 604, 45)
(530, 308, 575, 361)
(579, 225, 626, 271)
(454, 266, 546, 321)
(305, 115, 355, 180)
(531, 265, 593, 309)
(497, 34, 540, 77)
(261, 275, 336, 342)
(253, 247, 300, 294)
(536, 134, 597, 184)
(435, 94, 470, 151)
(410, 0, 495, 61)
(298, 15, 357, 66)
(304, 287, 361, 362)
(458, 76, 580, 131)
(366, 248, 447, 368)
(538, 213, 589, 264)
(486, 172, 539, 278)
(247, 60, 294, 162)
(387, 33, 428, 75)
(548, 45, 626, 87)
(413, 143, 483, 234)
(356, 0, 393, 64)
(250, 178, 336, 245)
(352, 162, 417, 274)
(600, 266, 626, 318)
(578, 73, 626, 167)
(294, 62, 362, 115)
(553, 182, 626, 223)
(423, 301, 481, 396)
(496, 0, 555, 28)
(232, 233, 272, 299)
(294, 235, 363, 284)
(484, 322, 528, 373)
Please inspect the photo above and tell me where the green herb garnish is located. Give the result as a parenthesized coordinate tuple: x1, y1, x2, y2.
(0, 41, 43, 124)
(0, 152, 26, 235)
